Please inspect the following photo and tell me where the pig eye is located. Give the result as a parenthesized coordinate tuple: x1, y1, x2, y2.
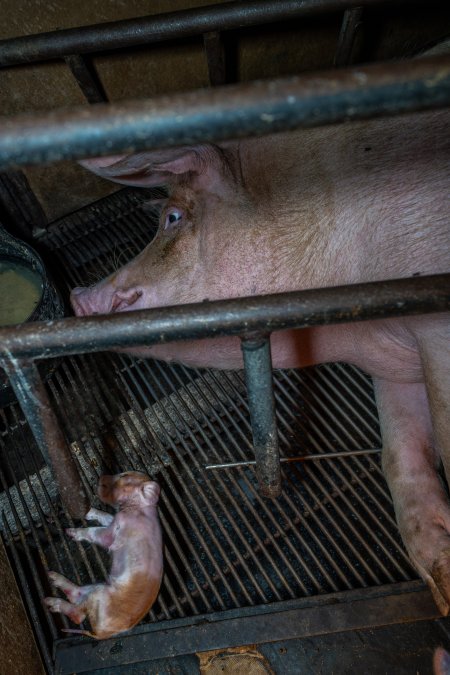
(163, 207, 184, 230)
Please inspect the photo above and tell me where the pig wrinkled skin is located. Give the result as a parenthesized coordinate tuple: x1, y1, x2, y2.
(44, 472, 162, 639)
(71, 104, 450, 614)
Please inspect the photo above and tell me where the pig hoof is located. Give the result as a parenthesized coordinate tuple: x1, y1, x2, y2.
(429, 551, 450, 616)
(44, 597, 61, 612)
(85, 508, 97, 521)
(65, 528, 79, 539)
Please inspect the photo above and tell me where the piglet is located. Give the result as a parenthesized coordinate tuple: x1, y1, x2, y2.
(44, 471, 163, 639)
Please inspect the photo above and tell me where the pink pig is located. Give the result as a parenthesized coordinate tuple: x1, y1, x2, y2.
(44, 472, 162, 639)
(71, 103, 450, 615)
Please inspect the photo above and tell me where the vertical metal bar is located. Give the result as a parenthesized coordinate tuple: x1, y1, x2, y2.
(334, 6, 364, 67)
(203, 30, 227, 86)
(1, 358, 89, 517)
(241, 334, 281, 498)
(65, 54, 109, 103)
(0, 170, 47, 239)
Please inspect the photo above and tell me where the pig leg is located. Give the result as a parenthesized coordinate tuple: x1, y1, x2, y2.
(415, 322, 450, 484)
(85, 507, 114, 526)
(44, 596, 87, 624)
(66, 524, 115, 549)
(47, 571, 94, 604)
(374, 377, 450, 615)
(414, 321, 450, 611)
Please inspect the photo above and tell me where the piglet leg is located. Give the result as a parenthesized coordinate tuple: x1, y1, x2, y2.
(85, 508, 114, 526)
(47, 571, 94, 604)
(44, 596, 87, 625)
(66, 524, 115, 549)
(374, 377, 450, 615)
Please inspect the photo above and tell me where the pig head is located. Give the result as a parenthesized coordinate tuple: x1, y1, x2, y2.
(71, 141, 294, 368)
(72, 108, 450, 616)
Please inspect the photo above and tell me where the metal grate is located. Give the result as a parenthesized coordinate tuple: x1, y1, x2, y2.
(0, 188, 416, 671)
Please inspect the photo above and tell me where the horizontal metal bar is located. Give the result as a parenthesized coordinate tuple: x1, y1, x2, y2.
(0, 0, 415, 67)
(0, 55, 449, 170)
(0, 274, 448, 361)
(54, 581, 439, 673)
(205, 447, 382, 469)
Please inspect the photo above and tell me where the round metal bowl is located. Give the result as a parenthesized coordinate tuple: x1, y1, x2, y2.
(0, 226, 65, 407)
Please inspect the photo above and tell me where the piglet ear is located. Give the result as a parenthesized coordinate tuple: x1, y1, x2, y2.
(142, 481, 160, 505)
(79, 145, 216, 188)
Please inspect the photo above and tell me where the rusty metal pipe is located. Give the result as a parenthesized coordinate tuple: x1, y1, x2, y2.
(241, 335, 281, 498)
(0, 274, 448, 361)
(1, 359, 89, 518)
(0, 55, 449, 170)
(0, 0, 416, 67)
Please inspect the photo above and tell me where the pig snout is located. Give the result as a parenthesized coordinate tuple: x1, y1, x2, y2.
(71, 285, 144, 316)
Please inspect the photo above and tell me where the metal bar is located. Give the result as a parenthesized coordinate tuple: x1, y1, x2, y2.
(148, 359, 268, 605)
(0, 0, 412, 67)
(334, 7, 364, 67)
(0, 170, 47, 238)
(8, 404, 99, 585)
(266, 371, 386, 585)
(0, 274, 449, 360)
(241, 335, 280, 498)
(168, 364, 303, 598)
(203, 31, 227, 86)
(54, 581, 439, 673)
(0, 54, 449, 169)
(0, 466, 61, 640)
(1, 359, 89, 517)
(205, 447, 382, 469)
(2, 517, 53, 673)
(280, 368, 409, 580)
(117, 357, 247, 610)
(64, 54, 109, 104)
(204, 369, 353, 591)
(183, 367, 328, 595)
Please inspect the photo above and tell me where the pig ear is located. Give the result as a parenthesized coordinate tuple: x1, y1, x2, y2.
(141, 481, 160, 505)
(79, 146, 219, 187)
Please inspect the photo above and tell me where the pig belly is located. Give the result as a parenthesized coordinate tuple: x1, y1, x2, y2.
(117, 317, 423, 384)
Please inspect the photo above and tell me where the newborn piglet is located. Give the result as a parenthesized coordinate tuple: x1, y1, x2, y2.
(44, 471, 163, 639)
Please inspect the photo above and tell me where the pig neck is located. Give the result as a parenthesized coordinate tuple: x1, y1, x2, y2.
(236, 130, 359, 292)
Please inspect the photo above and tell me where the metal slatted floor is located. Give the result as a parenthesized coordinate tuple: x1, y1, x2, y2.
(0, 188, 419, 673)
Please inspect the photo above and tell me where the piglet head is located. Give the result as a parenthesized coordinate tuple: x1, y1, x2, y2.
(98, 471, 160, 509)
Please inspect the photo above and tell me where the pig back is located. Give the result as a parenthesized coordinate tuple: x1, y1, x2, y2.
(238, 107, 449, 289)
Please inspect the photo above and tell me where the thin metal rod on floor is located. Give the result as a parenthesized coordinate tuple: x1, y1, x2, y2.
(205, 446, 382, 469)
